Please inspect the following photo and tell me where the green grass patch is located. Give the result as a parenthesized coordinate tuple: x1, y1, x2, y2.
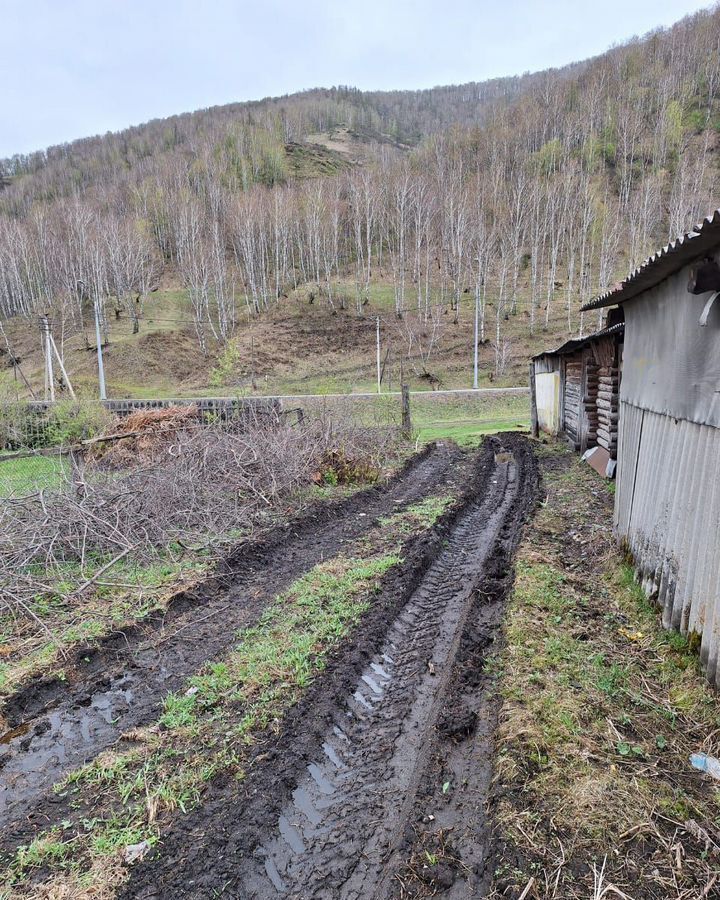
(0, 453, 68, 497)
(491, 444, 720, 898)
(287, 391, 530, 443)
(379, 494, 454, 533)
(12, 833, 75, 881)
(415, 419, 527, 446)
(0, 554, 207, 699)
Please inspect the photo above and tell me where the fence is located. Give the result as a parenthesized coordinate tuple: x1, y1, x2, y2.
(1, 396, 284, 450)
(0, 388, 529, 498)
(0, 449, 71, 499)
(290, 388, 530, 442)
(0, 397, 285, 499)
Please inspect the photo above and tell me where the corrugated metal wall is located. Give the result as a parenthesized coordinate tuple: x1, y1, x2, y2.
(616, 401, 720, 686)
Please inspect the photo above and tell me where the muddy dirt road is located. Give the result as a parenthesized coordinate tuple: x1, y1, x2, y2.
(121, 435, 538, 900)
(1, 442, 464, 837)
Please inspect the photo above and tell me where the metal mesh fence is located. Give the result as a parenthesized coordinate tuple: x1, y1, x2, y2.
(294, 388, 530, 439)
(0, 389, 529, 498)
(0, 450, 70, 499)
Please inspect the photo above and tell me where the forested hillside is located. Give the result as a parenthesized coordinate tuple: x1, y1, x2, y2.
(1, 5, 719, 396)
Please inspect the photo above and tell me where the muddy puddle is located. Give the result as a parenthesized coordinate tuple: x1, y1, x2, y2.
(2, 676, 137, 820)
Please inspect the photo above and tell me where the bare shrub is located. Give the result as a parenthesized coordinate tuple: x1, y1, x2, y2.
(0, 412, 399, 617)
(492, 336, 513, 376)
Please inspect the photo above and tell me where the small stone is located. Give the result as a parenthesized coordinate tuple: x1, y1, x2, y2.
(124, 840, 151, 864)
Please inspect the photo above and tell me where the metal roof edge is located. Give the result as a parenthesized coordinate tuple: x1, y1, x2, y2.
(581, 208, 720, 311)
(532, 322, 624, 359)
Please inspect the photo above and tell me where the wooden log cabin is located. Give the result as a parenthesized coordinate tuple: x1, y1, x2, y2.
(530, 318, 624, 462)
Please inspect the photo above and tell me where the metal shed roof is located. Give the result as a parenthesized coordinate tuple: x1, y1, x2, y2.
(581, 208, 720, 311)
(532, 322, 624, 360)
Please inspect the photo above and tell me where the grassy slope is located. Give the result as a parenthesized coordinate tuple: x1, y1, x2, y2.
(0, 113, 578, 408)
(1, 275, 558, 401)
(490, 443, 720, 899)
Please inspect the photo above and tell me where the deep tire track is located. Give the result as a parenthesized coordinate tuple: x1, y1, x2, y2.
(391, 500, 529, 898)
(121, 434, 538, 900)
(0, 442, 462, 838)
(238, 446, 522, 898)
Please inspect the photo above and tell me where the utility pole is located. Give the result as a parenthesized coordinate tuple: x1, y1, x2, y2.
(473, 285, 480, 390)
(41, 315, 55, 402)
(40, 315, 76, 400)
(376, 316, 381, 394)
(42, 325, 48, 400)
(93, 296, 107, 401)
(48, 331, 76, 399)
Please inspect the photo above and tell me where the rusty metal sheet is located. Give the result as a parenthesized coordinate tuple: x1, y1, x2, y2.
(532, 323, 624, 360)
(583, 445, 611, 477)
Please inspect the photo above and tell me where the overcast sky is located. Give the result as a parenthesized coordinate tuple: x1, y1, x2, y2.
(1, 0, 714, 158)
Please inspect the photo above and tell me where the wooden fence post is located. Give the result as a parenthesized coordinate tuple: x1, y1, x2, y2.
(529, 362, 539, 438)
(401, 384, 412, 438)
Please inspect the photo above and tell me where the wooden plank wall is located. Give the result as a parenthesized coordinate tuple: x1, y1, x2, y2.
(593, 337, 620, 458)
(596, 367, 619, 455)
(561, 336, 621, 457)
(563, 355, 583, 448)
(583, 356, 599, 448)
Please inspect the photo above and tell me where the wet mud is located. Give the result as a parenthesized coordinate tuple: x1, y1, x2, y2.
(0, 442, 465, 835)
(120, 434, 539, 899)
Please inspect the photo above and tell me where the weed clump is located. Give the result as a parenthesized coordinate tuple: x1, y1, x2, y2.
(315, 448, 381, 485)
(491, 446, 720, 900)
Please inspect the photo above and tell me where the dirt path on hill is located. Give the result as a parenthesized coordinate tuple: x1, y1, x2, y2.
(0, 442, 465, 837)
(121, 434, 539, 900)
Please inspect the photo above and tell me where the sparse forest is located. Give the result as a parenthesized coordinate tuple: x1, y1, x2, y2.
(1, 6, 719, 386)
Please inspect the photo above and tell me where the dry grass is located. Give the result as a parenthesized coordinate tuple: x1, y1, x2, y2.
(15, 858, 128, 900)
(1, 269, 575, 400)
(489, 443, 720, 900)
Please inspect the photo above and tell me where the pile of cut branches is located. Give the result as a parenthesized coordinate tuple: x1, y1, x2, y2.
(85, 404, 200, 467)
(0, 411, 398, 620)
